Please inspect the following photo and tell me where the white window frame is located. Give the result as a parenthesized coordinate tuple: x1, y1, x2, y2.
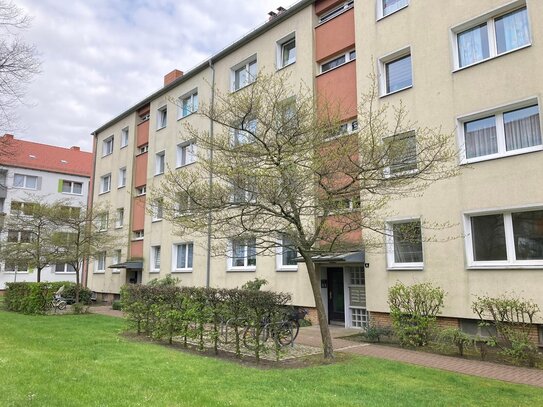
(118, 167, 127, 188)
(151, 245, 161, 272)
(102, 136, 114, 157)
(115, 208, 124, 229)
(377, 0, 409, 20)
(176, 141, 196, 167)
(178, 89, 198, 119)
(275, 236, 298, 272)
(227, 238, 257, 271)
(320, 49, 356, 74)
(55, 263, 76, 274)
(325, 119, 359, 141)
(155, 151, 165, 175)
(13, 174, 38, 190)
(4, 261, 28, 273)
(378, 47, 412, 97)
(385, 218, 424, 270)
(133, 230, 144, 240)
(318, 1, 354, 24)
(157, 105, 167, 130)
(276, 33, 296, 69)
(457, 98, 542, 164)
(136, 186, 146, 196)
(100, 174, 111, 194)
(464, 205, 543, 269)
(120, 127, 129, 148)
(95, 251, 106, 273)
(231, 55, 257, 92)
(383, 130, 418, 177)
(98, 213, 108, 231)
(138, 145, 149, 154)
(451, 2, 531, 71)
(61, 180, 83, 195)
(172, 242, 194, 272)
(112, 249, 122, 274)
(152, 199, 163, 222)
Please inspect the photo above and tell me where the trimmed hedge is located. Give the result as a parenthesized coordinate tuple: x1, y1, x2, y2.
(5, 282, 92, 314)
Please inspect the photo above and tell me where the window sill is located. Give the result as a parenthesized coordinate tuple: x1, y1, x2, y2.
(98, 190, 111, 196)
(118, 185, 126, 190)
(61, 192, 83, 196)
(131, 238, 144, 242)
(176, 162, 196, 169)
(93, 271, 106, 274)
(172, 269, 193, 273)
(227, 267, 256, 273)
(276, 267, 298, 272)
(377, 4, 409, 21)
(3, 271, 29, 274)
(152, 219, 163, 223)
(380, 85, 412, 99)
(387, 265, 424, 271)
(467, 264, 543, 270)
(317, 59, 355, 77)
(460, 145, 542, 165)
(102, 153, 113, 158)
(154, 172, 164, 177)
(55, 272, 76, 275)
(315, 4, 354, 27)
(120, 144, 128, 150)
(114, 226, 123, 230)
(149, 270, 160, 274)
(276, 61, 296, 72)
(177, 111, 197, 121)
(453, 43, 532, 73)
(156, 125, 167, 131)
(111, 271, 121, 274)
(231, 81, 255, 94)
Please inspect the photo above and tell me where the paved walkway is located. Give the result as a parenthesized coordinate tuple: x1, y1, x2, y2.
(89, 306, 543, 388)
(296, 325, 543, 388)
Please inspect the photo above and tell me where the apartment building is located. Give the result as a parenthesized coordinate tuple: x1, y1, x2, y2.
(88, 0, 543, 340)
(0, 134, 93, 289)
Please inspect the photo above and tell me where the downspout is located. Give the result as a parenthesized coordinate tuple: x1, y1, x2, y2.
(84, 132, 98, 288)
(206, 60, 216, 288)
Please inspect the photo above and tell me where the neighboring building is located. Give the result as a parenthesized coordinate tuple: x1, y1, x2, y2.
(88, 0, 543, 342)
(0, 134, 93, 289)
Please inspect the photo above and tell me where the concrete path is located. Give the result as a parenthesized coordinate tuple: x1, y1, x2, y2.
(296, 325, 543, 388)
(89, 307, 543, 388)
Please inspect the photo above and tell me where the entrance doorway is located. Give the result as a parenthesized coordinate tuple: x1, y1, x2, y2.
(126, 269, 142, 285)
(327, 267, 345, 324)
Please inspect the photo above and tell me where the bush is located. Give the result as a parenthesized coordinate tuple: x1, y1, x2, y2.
(472, 293, 541, 367)
(362, 322, 393, 343)
(72, 302, 88, 314)
(112, 300, 122, 311)
(437, 328, 474, 357)
(388, 282, 445, 347)
(60, 284, 93, 305)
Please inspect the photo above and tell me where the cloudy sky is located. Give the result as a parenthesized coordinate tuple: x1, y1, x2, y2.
(15, 0, 288, 152)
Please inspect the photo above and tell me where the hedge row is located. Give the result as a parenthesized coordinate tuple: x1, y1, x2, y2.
(5, 282, 92, 314)
(121, 284, 293, 362)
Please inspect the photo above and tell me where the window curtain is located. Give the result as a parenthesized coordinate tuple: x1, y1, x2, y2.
(458, 24, 489, 67)
(504, 106, 542, 151)
(465, 116, 498, 159)
(495, 8, 530, 54)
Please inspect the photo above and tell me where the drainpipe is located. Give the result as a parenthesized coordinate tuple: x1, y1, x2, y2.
(83, 132, 98, 288)
(206, 60, 216, 288)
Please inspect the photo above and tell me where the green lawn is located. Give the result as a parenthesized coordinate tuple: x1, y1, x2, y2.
(1, 311, 542, 407)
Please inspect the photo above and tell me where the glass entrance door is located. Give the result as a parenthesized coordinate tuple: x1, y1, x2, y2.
(327, 267, 345, 323)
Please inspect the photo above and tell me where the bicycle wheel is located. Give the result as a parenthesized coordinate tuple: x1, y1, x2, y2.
(274, 321, 295, 347)
(242, 326, 267, 350)
(57, 300, 67, 311)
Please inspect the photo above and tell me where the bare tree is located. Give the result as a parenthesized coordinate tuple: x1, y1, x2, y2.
(0, 0, 40, 134)
(151, 72, 457, 359)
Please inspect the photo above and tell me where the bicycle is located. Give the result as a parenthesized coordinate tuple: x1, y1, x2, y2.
(242, 308, 307, 350)
(50, 286, 67, 311)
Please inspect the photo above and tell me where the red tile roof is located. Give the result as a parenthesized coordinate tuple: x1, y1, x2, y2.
(0, 134, 93, 177)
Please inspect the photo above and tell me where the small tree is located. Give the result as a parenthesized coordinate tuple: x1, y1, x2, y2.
(152, 72, 456, 359)
(388, 281, 445, 347)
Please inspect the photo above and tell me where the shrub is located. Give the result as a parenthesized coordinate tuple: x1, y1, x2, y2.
(147, 274, 180, 287)
(472, 293, 541, 367)
(60, 284, 93, 305)
(388, 282, 445, 347)
(241, 278, 268, 291)
(111, 300, 122, 311)
(437, 328, 473, 357)
(72, 302, 88, 314)
(5, 282, 75, 314)
(362, 322, 393, 343)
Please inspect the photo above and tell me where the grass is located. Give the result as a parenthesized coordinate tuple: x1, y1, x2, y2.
(1, 311, 542, 407)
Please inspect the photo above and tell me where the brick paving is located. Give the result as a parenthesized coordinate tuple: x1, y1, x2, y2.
(90, 307, 543, 388)
(297, 325, 543, 388)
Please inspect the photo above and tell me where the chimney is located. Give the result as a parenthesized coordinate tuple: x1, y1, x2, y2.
(164, 69, 183, 86)
(277, 6, 286, 13)
(268, 11, 277, 20)
(3, 134, 14, 140)
(70, 146, 80, 151)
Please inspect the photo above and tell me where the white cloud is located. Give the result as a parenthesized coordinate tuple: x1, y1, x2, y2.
(14, 0, 288, 151)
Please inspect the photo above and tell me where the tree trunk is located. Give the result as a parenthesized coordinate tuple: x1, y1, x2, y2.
(302, 253, 334, 359)
(75, 267, 80, 303)
(37, 267, 41, 282)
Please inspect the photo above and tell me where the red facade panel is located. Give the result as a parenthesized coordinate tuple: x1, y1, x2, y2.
(136, 120, 149, 147)
(315, 0, 345, 15)
(130, 240, 144, 259)
(315, 8, 355, 63)
(132, 196, 146, 231)
(316, 61, 357, 121)
(134, 153, 148, 188)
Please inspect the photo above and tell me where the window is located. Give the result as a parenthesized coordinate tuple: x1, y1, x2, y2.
(175, 192, 194, 216)
(13, 174, 38, 190)
(152, 199, 163, 221)
(103, 136, 114, 156)
(320, 50, 356, 74)
(229, 238, 256, 270)
(7, 230, 31, 243)
(133, 230, 144, 240)
(4, 261, 28, 273)
(459, 103, 541, 163)
(379, 0, 409, 19)
(155, 151, 165, 175)
(10, 201, 37, 215)
(179, 91, 198, 118)
(319, 1, 353, 23)
(232, 57, 257, 91)
(59, 206, 80, 219)
(157, 106, 167, 129)
(112, 249, 122, 273)
(151, 245, 161, 272)
(173, 243, 193, 271)
(138, 145, 149, 154)
(98, 213, 108, 231)
(136, 186, 146, 196)
(386, 219, 423, 269)
(100, 174, 111, 194)
(96, 252, 106, 272)
(176, 141, 196, 167)
(118, 167, 127, 188)
(61, 180, 83, 195)
(232, 119, 257, 146)
(384, 131, 417, 176)
(55, 263, 75, 273)
(465, 208, 543, 268)
(231, 175, 256, 203)
(351, 308, 369, 328)
(380, 50, 412, 95)
(454, 6, 530, 69)
(326, 119, 359, 140)
(121, 127, 129, 148)
(115, 208, 124, 228)
(277, 235, 298, 271)
(460, 319, 497, 338)
(278, 36, 296, 68)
